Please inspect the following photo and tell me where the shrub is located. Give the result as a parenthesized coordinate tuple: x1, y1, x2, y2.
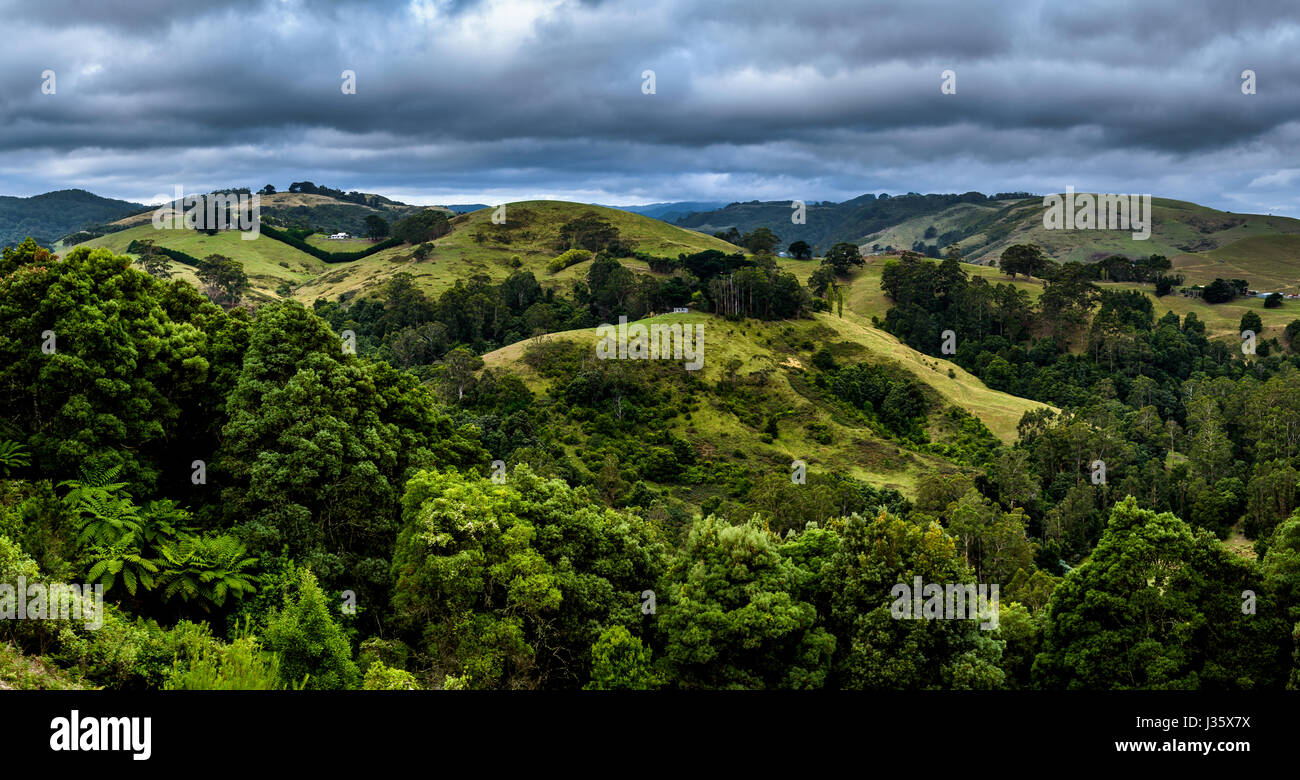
(263, 568, 360, 690)
(363, 661, 421, 690)
(583, 626, 656, 690)
(811, 347, 837, 371)
(165, 620, 286, 690)
(547, 248, 594, 274)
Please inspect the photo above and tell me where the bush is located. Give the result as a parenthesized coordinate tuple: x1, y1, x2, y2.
(363, 661, 421, 690)
(1202, 278, 1238, 304)
(1285, 319, 1300, 349)
(165, 620, 286, 690)
(584, 626, 656, 690)
(547, 248, 593, 274)
(811, 347, 837, 371)
(126, 239, 202, 268)
(805, 422, 833, 444)
(263, 568, 360, 690)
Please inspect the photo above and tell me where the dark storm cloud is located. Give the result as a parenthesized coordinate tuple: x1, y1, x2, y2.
(1, 0, 1298, 213)
(0, 0, 266, 30)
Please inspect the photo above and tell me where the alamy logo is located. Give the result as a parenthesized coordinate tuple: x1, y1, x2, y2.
(50, 710, 151, 761)
(889, 577, 999, 630)
(0, 577, 103, 630)
(1043, 186, 1152, 240)
(596, 315, 704, 371)
(150, 185, 260, 240)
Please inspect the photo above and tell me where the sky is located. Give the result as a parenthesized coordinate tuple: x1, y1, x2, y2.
(1, 0, 1299, 215)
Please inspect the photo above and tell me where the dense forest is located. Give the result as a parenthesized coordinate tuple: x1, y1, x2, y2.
(0, 190, 143, 249)
(2, 234, 1299, 691)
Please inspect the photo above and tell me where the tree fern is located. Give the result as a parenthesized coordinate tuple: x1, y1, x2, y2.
(156, 534, 259, 611)
(86, 540, 160, 596)
(0, 440, 30, 476)
(60, 457, 142, 547)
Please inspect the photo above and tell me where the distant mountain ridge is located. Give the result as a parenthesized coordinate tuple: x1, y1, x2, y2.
(0, 189, 144, 248)
(605, 200, 729, 222)
(672, 192, 1036, 251)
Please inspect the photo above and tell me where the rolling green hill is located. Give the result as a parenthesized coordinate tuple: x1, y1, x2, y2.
(82, 222, 328, 302)
(75, 193, 1297, 432)
(295, 200, 743, 302)
(104, 191, 437, 237)
(85, 199, 742, 305)
(875, 196, 1300, 287)
(55, 188, 1300, 304)
(482, 306, 1052, 502)
(673, 191, 1300, 295)
(1173, 234, 1300, 292)
(807, 252, 1299, 347)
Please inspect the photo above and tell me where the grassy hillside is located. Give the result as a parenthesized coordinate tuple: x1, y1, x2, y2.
(83, 222, 328, 301)
(82, 199, 743, 307)
(1173, 234, 1300, 292)
(897, 197, 1300, 285)
(483, 305, 1050, 502)
(293, 200, 742, 303)
(106, 191, 436, 236)
(674, 192, 1006, 250)
(861, 200, 1019, 255)
(819, 253, 1300, 347)
(673, 191, 1300, 298)
(64, 189, 1300, 312)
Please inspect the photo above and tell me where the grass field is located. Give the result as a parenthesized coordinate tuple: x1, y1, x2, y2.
(83, 223, 327, 299)
(859, 200, 1012, 254)
(305, 234, 375, 253)
(1173, 234, 1300, 293)
(1136, 287, 1296, 342)
(813, 310, 1051, 441)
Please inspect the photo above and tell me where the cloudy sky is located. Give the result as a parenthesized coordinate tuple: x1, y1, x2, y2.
(2, 0, 1299, 214)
